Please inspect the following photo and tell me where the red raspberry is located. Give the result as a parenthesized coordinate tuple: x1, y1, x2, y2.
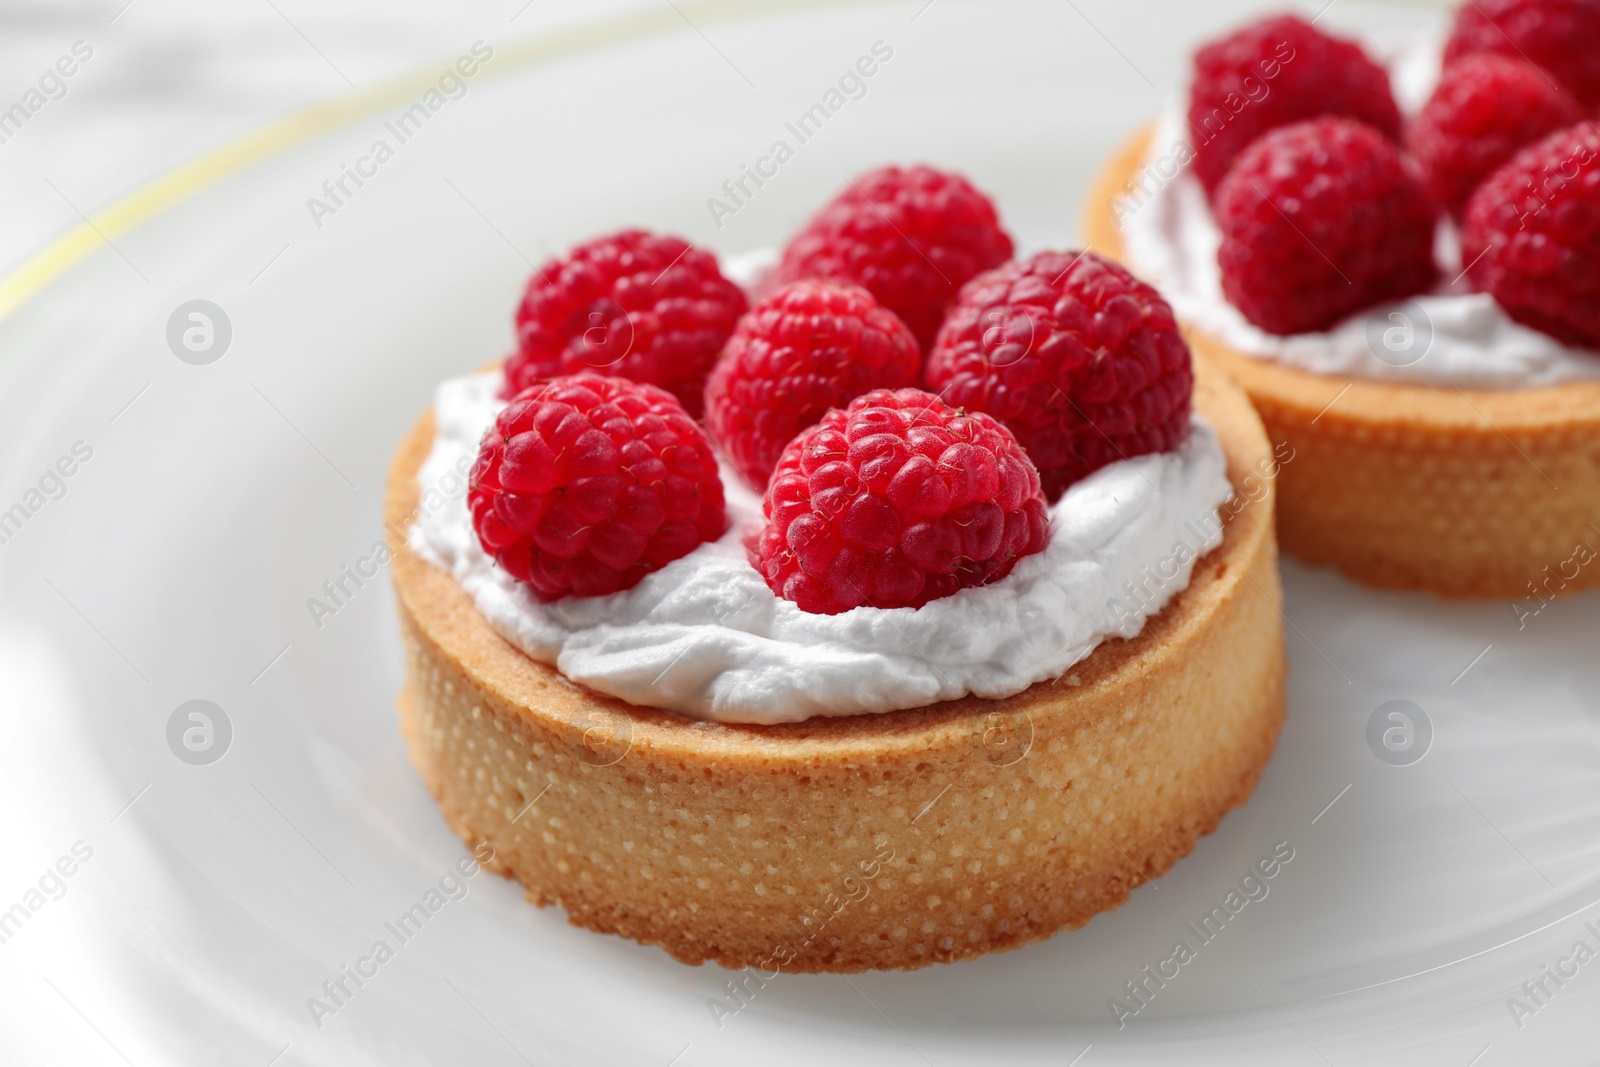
(1462, 123, 1600, 349)
(1188, 14, 1401, 197)
(1408, 54, 1584, 215)
(703, 280, 922, 490)
(504, 230, 747, 418)
(923, 250, 1193, 502)
(469, 375, 727, 601)
(1215, 117, 1438, 336)
(1444, 0, 1600, 109)
(770, 165, 1014, 350)
(755, 389, 1048, 615)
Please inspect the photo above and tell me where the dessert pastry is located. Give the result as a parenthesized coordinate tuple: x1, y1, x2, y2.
(1084, 8, 1600, 599)
(388, 180, 1285, 972)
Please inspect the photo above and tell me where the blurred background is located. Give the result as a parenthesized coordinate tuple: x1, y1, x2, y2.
(0, 0, 611, 275)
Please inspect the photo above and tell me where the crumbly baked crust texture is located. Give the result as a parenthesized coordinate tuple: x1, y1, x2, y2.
(1085, 126, 1600, 599)
(385, 363, 1285, 972)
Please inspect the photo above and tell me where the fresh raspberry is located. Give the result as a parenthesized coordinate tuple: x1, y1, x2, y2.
(469, 375, 727, 601)
(1408, 54, 1584, 215)
(1444, 0, 1600, 109)
(504, 230, 747, 418)
(1462, 123, 1600, 349)
(755, 388, 1048, 615)
(703, 280, 922, 490)
(1188, 14, 1401, 197)
(770, 165, 1014, 350)
(923, 250, 1193, 502)
(1215, 117, 1438, 336)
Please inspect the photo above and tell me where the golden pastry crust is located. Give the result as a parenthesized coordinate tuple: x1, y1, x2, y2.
(1085, 125, 1600, 599)
(385, 362, 1284, 972)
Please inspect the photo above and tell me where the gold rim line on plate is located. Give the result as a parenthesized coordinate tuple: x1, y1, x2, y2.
(0, 0, 871, 327)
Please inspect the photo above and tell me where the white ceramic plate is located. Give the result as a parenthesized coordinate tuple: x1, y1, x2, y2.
(2, 1, 1598, 1063)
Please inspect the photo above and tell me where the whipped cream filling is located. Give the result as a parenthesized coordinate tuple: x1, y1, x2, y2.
(1118, 33, 1600, 389)
(409, 370, 1234, 724)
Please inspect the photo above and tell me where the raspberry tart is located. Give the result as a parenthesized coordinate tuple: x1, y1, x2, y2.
(1085, 7, 1600, 598)
(387, 202, 1285, 971)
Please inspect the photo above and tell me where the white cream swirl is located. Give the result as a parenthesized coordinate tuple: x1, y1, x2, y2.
(409, 371, 1233, 724)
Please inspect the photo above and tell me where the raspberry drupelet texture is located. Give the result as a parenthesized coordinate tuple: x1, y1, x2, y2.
(923, 250, 1193, 502)
(1188, 14, 1401, 198)
(503, 230, 747, 418)
(1444, 0, 1600, 109)
(755, 388, 1049, 616)
(1462, 123, 1600, 350)
(469, 374, 727, 601)
(1408, 54, 1583, 216)
(1215, 117, 1438, 336)
(770, 165, 1014, 350)
(703, 280, 922, 490)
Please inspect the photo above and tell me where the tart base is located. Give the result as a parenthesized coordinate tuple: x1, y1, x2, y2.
(385, 363, 1284, 972)
(1085, 125, 1600, 600)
